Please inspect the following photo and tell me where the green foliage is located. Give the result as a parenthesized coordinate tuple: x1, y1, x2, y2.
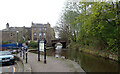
(56, 1, 120, 54)
(28, 41, 38, 48)
(104, 53, 109, 58)
(95, 52, 99, 56)
(2, 41, 11, 44)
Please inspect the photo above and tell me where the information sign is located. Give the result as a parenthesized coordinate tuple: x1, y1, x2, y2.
(39, 41, 44, 52)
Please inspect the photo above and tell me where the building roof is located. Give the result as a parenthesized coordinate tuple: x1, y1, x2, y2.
(31, 23, 48, 28)
(2, 27, 23, 31)
(2, 26, 31, 32)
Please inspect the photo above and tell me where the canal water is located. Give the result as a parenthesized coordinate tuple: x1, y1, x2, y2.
(30, 44, 120, 72)
(53, 44, 120, 72)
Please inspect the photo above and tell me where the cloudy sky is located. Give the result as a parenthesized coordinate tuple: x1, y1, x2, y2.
(0, 0, 66, 30)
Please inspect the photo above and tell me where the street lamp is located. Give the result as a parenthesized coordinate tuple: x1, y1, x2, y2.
(16, 31, 19, 53)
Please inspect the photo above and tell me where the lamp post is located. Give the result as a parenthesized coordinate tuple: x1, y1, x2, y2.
(16, 31, 19, 53)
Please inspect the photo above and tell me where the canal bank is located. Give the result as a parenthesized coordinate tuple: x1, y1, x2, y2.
(27, 51, 85, 72)
(78, 48, 118, 61)
(29, 48, 120, 72)
(66, 49, 120, 72)
(15, 54, 32, 72)
(67, 43, 120, 72)
(67, 43, 118, 62)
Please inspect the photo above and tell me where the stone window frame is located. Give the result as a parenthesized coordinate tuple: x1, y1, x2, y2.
(39, 32, 42, 37)
(39, 28, 42, 31)
(10, 33, 13, 36)
(44, 28, 46, 31)
(34, 32, 36, 36)
(34, 28, 36, 31)
(43, 33, 46, 36)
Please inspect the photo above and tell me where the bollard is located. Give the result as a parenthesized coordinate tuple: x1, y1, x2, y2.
(23, 54, 24, 60)
(26, 51, 27, 63)
(23, 50, 24, 60)
(20, 49, 22, 57)
(24, 45, 28, 63)
(38, 51, 40, 61)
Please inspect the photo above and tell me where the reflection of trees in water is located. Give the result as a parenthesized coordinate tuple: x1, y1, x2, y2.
(53, 45, 119, 72)
(65, 48, 119, 72)
(67, 48, 79, 62)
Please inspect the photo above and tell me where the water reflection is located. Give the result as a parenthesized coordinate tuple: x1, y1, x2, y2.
(67, 49, 120, 72)
(54, 44, 120, 72)
(55, 42, 62, 58)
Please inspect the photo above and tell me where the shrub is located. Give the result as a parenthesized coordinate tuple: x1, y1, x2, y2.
(28, 41, 38, 48)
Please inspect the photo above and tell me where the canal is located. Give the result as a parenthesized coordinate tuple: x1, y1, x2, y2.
(60, 49, 120, 72)
(30, 46, 120, 72)
(47, 45, 120, 72)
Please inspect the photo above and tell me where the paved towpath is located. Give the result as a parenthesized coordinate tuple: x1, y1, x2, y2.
(27, 52, 85, 72)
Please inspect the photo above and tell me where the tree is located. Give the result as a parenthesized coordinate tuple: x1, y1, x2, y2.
(56, 0, 120, 54)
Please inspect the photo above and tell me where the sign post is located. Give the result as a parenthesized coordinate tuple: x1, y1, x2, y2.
(44, 38, 46, 64)
(38, 38, 47, 64)
(39, 41, 44, 52)
(38, 40, 40, 61)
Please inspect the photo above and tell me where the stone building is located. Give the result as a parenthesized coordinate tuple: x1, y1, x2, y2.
(2, 22, 55, 46)
(2, 23, 26, 44)
(31, 22, 55, 46)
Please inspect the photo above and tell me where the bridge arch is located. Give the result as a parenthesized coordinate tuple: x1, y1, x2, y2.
(51, 39, 67, 48)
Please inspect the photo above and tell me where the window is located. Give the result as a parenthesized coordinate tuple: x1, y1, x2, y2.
(10, 33, 12, 36)
(34, 28, 36, 30)
(34, 32, 36, 36)
(43, 33, 45, 36)
(39, 32, 42, 37)
(39, 28, 42, 31)
(44, 28, 46, 31)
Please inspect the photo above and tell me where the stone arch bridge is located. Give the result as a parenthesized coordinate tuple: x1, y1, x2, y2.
(51, 39, 67, 48)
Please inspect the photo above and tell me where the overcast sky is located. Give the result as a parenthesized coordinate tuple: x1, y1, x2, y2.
(0, 0, 66, 30)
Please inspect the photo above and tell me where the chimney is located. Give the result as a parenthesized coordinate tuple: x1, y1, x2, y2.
(47, 22, 50, 27)
(6, 23, 9, 30)
(32, 21, 34, 25)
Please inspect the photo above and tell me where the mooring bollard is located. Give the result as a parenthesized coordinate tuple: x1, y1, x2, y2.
(26, 51, 28, 63)
(20, 49, 22, 57)
(23, 49, 24, 60)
